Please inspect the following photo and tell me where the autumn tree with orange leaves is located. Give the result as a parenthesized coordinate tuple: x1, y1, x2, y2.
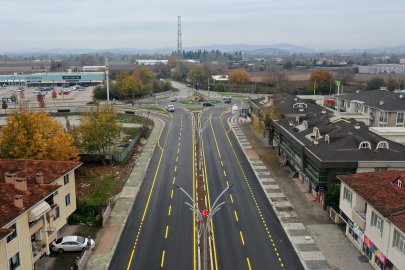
(0, 109, 79, 161)
(228, 69, 251, 86)
(308, 69, 335, 95)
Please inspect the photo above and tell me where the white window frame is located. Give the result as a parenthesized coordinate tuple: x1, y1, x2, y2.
(396, 112, 404, 126)
(376, 141, 389, 149)
(395, 230, 405, 254)
(344, 188, 352, 205)
(372, 212, 383, 232)
(359, 142, 371, 149)
(65, 194, 71, 206)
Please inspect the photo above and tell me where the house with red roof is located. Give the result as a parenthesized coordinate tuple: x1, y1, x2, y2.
(0, 159, 81, 270)
(338, 171, 405, 270)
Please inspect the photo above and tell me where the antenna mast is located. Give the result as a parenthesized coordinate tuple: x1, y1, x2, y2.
(177, 16, 182, 56)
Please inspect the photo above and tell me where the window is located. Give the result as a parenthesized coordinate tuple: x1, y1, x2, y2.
(380, 111, 388, 122)
(375, 167, 387, 172)
(6, 223, 17, 243)
(64, 174, 69, 185)
(359, 142, 371, 149)
(9, 252, 20, 270)
(395, 231, 405, 254)
(344, 188, 352, 204)
(364, 106, 369, 113)
(377, 142, 389, 149)
(65, 194, 71, 206)
(346, 101, 350, 108)
(372, 212, 383, 232)
(54, 206, 60, 220)
(397, 113, 404, 126)
(395, 178, 404, 189)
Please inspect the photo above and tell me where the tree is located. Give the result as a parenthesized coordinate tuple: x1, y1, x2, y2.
(308, 69, 335, 94)
(10, 94, 17, 108)
(79, 103, 122, 164)
(365, 77, 385, 90)
(324, 183, 340, 211)
(167, 56, 177, 68)
(390, 53, 398, 63)
(61, 59, 70, 70)
(188, 65, 207, 88)
(37, 94, 46, 108)
(386, 76, 398, 91)
(99, 56, 105, 65)
(50, 60, 58, 71)
(282, 58, 294, 70)
(57, 62, 62, 71)
(216, 83, 226, 92)
(2, 101, 7, 114)
(79, 54, 96, 66)
(262, 70, 295, 93)
(0, 109, 79, 161)
(336, 67, 355, 86)
(132, 66, 156, 85)
(228, 69, 251, 86)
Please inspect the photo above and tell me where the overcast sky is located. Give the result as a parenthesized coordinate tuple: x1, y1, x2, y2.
(1, 0, 404, 51)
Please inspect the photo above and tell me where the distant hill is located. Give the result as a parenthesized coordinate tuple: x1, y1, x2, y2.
(240, 47, 289, 55)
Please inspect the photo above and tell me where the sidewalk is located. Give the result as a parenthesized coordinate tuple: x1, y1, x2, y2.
(84, 115, 164, 270)
(234, 119, 373, 270)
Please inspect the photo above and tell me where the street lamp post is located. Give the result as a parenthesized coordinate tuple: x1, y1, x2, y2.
(175, 184, 233, 270)
(106, 67, 110, 106)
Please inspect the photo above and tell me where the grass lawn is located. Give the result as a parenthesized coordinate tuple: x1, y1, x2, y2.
(82, 174, 116, 206)
(122, 127, 141, 143)
(117, 114, 149, 125)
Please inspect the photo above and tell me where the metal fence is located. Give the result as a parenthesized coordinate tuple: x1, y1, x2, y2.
(112, 133, 141, 163)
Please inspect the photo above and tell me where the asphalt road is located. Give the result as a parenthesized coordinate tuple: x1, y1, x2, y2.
(109, 109, 196, 270)
(200, 109, 304, 270)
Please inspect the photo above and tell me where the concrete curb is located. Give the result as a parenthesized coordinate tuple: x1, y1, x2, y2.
(84, 116, 164, 270)
(229, 116, 331, 270)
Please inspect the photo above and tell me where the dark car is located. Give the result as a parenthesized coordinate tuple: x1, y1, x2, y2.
(125, 100, 135, 104)
(86, 101, 94, 105)
(202, 102, 214, 107)
(224, 100, 231, 104)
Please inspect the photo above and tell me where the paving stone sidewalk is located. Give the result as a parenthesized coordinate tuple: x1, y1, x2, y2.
(233, 119, 373, 270)
(84, 116, 164, 270)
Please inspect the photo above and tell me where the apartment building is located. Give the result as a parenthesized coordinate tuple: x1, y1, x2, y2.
(339, 171, 405, 270)
(269, 111, 405, 208)
(335, 90, 405, 127)
(0, 159, 82, 270)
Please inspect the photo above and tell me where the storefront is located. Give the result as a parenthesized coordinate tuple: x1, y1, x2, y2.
(340, 211, 365, 247)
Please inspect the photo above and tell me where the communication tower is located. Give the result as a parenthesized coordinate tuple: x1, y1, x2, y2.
(177, 16, 182, 56)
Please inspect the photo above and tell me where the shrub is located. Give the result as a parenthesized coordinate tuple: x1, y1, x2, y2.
(324, 183, 341, 211)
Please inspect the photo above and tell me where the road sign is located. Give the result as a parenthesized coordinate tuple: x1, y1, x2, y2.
(202, 210, 209, 217)
(11, 76, 15, 80)
(196, 84, 199, 91)
(336, 81, 341, 86)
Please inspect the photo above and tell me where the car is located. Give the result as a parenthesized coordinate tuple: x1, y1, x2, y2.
(166, 105, 175, 112)
(33, 89, 42, 93)
(39, 87, 45, 91)
(224, 100, 231, 104)
(82, 84, 89, 87)
(125, 100, 135, 104)
(171, 97, 177, 102)
(97, 84, 104, 87)
(202, 102, 214, 107)
(14, 89, 24, 92)
(51, 235, 95, 253)
(194, 96, 204, 102)
(223, 96, 232, 100)
(58, 91, 70, 95)
(44, 87, 54, 91)
(63, 85, 70, 88)
(78, 87, 85, 91)
(86, 101, 94, 105)
(186, 83, 191, 87)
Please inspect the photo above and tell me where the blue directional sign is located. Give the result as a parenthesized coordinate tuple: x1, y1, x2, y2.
(196, 84, 199, 91)
(152, 92, 155, 98)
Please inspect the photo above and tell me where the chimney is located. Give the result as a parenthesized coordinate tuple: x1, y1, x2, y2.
(380, 101, 384, 105)
(5, 173, 16, 184)
(36, 173, 44, 184)
(15, 178, 28, 192)
(14, 195, 23, 208)
(355, 123, 360, 129)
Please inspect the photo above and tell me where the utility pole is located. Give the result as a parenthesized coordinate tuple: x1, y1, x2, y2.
(313, 79, 316, 95)
(105, 58, 110, 105)
(177, 16, 182, 57)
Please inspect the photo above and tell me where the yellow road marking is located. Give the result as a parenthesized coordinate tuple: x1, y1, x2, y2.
(178, 142, 180, 146)
(175, 166, 177, 172)
(165, 226, 169, 238)
(247, 258, 252, 270)
(230, 194, 233, 203)
(177, 149, 179, 153)
(209, 114, 222, 158)
(223, 170, 226, 176)
(179, 137, 181, 140)
(240, 231, 245, 245)
(168, 205, 171, 215)
(126, 250, 135, 270)
(180, 132, 181, 136)
(176, 157, 178, 161)
(161, 250, 165, 267)
(221, 161, 223, 166)
(192, 113, 196, 270)
(173, 177, 175, 184)
(171, 190, 173, 198)
(227, 181, 229, 187)
(234, 211, 238, 221)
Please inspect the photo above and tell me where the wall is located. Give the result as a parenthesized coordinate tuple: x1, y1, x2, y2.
(357, 161, 405, 173)
(364, 205, 391, 259)
(387, 224, 405, 270)
(0, 239, 7, 270)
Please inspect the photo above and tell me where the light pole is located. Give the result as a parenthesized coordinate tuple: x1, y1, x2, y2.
(106, 66, 110, 106)
(175, 183, 233, 270)
(187, 114, 212, 170)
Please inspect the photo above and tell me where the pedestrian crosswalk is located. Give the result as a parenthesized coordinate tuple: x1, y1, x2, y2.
(230, 115, 249, 124)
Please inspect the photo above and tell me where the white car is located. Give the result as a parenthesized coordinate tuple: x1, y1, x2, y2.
(51, 236, 95, 253)
(33, 89, 42, 93)
(14, 89, 24, 92)
(166, 105, 175, 112)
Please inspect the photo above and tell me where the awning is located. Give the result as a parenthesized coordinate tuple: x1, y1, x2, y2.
(28, 201, 51, 222)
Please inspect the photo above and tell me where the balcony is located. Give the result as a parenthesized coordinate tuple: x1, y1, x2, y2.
(352, 207, 366, 230)
(29, 218, 44, 235)
(32, 243, 46, 262)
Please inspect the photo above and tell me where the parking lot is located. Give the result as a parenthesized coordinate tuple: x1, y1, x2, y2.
(0, 85, 95, 105)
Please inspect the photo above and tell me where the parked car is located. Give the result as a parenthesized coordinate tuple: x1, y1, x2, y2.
(33, 89, 42, 93)
(58, 91, 70, 95)
(224, 100, 231, 104)
(39, 87, 45, 91)
(171, 97, 177, 102)
(166, 105, 175, 112)
(78, 87, 85, 91)
(187, 83, 191, 87)
(14, 88, 24, 92)
(44, 87, 54, 91)
(223, 96, 232, 100)
(125, 100, 135, 104)
(202, 102, 214, 107)
(63, 85, 70, 88)
(97, 84, 104, 87)
(86, 101, 94, 105)
(51, 236, 95, 253)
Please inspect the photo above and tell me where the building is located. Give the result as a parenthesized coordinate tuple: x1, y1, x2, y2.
(0, 72, 105, 87)
(135, 59, 168, 66)
(0, 159, 82, 270)
(211, 75, 228, 83)
(400, 57, 405, 64)
(269, 111, 405, 207)
(82, 66, 106, 71)
(335, 90, 405, 127)
(358, 64, 405, 74)
(338, 170, 405, 270)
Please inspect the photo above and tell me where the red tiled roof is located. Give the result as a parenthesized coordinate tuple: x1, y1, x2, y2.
(0, 183, 61, 228)
(0, 228, 13, 241)
(338, 170, 405, 217)
(388, 214, 405, 233)
(0, 159, 82, 184)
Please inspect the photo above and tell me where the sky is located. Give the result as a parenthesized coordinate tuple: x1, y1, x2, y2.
(1, 0, 404, 52)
